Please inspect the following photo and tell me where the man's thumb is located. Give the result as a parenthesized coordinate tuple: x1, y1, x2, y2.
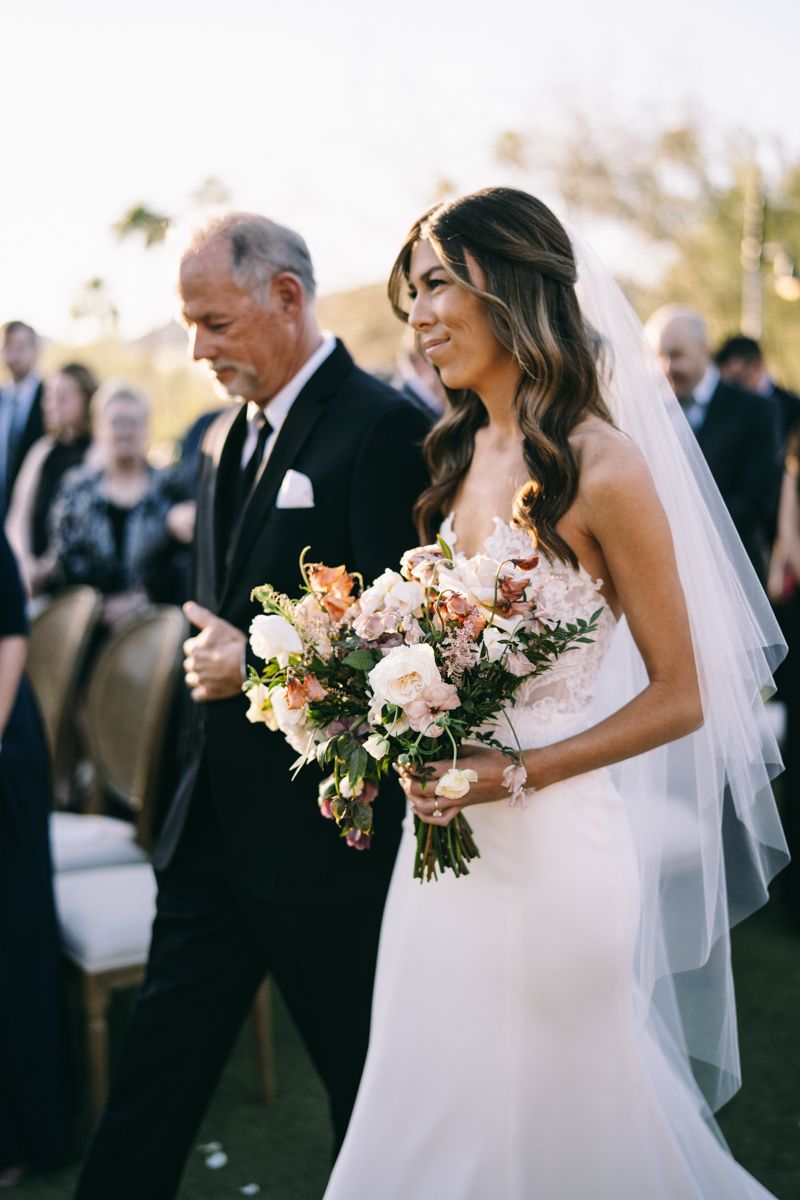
(184, 601, 216, 630)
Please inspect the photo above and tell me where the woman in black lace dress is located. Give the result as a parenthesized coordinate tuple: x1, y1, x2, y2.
(46, 380, 188, 625)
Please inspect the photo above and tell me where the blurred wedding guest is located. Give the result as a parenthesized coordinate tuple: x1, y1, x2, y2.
(5, 363, 98, 594)
(716, 334, 800, 448)
(646, 304, 780, 584)
(0, 526, 71, 1188)
(46, 380, 187, 624)
(0, 322, 44, 512)
(769, 440, 800, 921)
(392, 327, 447, 419)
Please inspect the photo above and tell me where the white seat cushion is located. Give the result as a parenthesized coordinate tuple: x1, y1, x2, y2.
(50, 811, 148, 872)
(54, 863, 156, 973)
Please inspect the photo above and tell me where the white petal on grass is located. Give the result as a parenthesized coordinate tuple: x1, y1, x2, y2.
(240, 1186, 261, 1195)
(197, 1142, 222, 1154)
(204, 1151, 228, 1169)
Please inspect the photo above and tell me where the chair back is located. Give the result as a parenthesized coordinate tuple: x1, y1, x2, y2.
(26, 586, 102, 786)
(84, 605, 188, 853)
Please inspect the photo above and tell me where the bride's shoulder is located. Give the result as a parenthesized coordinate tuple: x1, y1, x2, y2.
(570, 418, 658, 518)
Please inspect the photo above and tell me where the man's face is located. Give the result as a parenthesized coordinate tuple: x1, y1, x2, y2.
(653, 317, 710, 401)
(2, 328, 38, 383)
(718, 356, 764, 392)
(179, 239, 294, 406)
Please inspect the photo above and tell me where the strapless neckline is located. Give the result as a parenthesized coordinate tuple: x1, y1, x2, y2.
(441, 512, 614, 625)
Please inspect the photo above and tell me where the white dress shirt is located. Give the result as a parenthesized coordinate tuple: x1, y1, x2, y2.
(0, 371, 41, 493)
(240, 334, 336, 468)
(681, 364, 719, 432)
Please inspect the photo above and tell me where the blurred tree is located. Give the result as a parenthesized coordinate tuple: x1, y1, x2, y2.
(192, 176, 231, 209)
(70, 277, 118, 339)
(113, 204, 172, 247)
(494, 117, 800, 387)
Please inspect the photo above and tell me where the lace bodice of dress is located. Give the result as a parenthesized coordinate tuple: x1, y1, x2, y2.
(440, 514, 617, 750)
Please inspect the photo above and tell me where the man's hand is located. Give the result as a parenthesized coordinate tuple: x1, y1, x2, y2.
(166, 500, 197, 545)
(183, 601, 247, 702)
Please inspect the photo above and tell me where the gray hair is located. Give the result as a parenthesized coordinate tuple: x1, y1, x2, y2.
(179, 210, 316, 302)
(93, 378, 150, 421)
(644, 303, 708, 348)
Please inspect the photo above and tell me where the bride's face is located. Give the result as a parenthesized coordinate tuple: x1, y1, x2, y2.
(407, 239, 514, 394)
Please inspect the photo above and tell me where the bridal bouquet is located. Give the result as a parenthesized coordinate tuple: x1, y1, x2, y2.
(244, 538, 601, 882)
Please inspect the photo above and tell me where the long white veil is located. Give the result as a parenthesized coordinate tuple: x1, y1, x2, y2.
(570, 226, 789, 1118)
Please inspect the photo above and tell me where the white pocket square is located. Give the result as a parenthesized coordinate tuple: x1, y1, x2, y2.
(276, 469, 315, 509)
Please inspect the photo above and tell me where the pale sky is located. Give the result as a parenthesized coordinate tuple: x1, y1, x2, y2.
(3, 0, 799, 341)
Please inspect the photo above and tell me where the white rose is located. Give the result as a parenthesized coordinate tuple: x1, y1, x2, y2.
(249, 613, 303, 667)
(245, 683, 279, 729)
(481, 626, 509, 662)
(383, 577, 425, 617)
(340, 776, 365, 799)
(367, 697, 410, 735)
(269, 685, 317, 755)
(295, 592, 325, 619)
(359, 569, 404, 614)
(367, 643, 441, 709)
(363, 733, 390, 759)
(435, 767, 479, 800)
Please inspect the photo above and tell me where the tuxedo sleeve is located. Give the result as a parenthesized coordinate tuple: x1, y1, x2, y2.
(726, 400, 780, 535)
(349, 404, 431, 584)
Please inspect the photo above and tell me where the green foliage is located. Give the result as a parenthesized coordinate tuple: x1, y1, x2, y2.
(498, 115, 800, 389)
(113, 204, 172, 247)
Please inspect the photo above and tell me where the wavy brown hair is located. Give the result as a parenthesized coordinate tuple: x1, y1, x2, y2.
(388, 187, 614, 567)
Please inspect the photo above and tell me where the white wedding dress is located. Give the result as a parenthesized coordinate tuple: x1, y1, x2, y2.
(323, 515, 776, 1200)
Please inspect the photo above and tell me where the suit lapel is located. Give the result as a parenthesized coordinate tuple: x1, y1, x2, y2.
(695, 383, 721, 451)
(195, 404, 245, 609)
(219, 341, 354, 611)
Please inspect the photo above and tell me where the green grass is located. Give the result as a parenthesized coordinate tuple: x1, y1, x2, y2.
(13, 898, 800, 1199)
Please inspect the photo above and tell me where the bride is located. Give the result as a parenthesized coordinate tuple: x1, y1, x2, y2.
(323, 187, 787, 1199)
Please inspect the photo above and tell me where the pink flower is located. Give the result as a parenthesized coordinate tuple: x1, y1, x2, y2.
(502, 761, 527, 793)
(405, 700, 447, 736)
(346, 828, 371, 850)
(506, 651, 536, 677)
(400, 545, 444, 587)
(503, 761, 532, 810)
(286, 672, 328, 709)
(404, 681, 461, 736)
(354, 608, 402, 641)
(319, 795, 335, 819)
(304, 673, 328, 701)
(506, 788, 533, 811)
(403, 616, 424, 645)
(360, 780, 378, 805)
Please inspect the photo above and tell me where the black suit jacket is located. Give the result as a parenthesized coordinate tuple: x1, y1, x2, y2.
(3, 380, 44, 510)
(771, 383, 800, 447)
(694, 379, 780, 582)
(153, 341, 432, 903)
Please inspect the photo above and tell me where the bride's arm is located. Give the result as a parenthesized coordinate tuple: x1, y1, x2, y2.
(400, 440, 704, 822)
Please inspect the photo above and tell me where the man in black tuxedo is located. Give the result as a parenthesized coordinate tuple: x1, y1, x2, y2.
(715, 334, 800, 449)
(74, 213, 431, 1200)
(0, 321, 44, 512)
(646, 305, 780, 584)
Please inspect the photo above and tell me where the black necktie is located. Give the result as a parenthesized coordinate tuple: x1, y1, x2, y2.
(231, 412, 272, 527)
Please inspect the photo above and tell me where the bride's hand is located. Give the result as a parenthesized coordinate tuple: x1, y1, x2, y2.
(394, 746, 511, 826)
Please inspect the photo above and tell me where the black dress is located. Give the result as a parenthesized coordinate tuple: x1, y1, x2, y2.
(0, 528, 71, 1171)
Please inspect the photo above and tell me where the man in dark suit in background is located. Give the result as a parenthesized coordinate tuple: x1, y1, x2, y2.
(646, 305, 781, 584)
(0, 321, 44, 511)
(74, 213, 431, 1200)
(715, 334, 800, 450)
